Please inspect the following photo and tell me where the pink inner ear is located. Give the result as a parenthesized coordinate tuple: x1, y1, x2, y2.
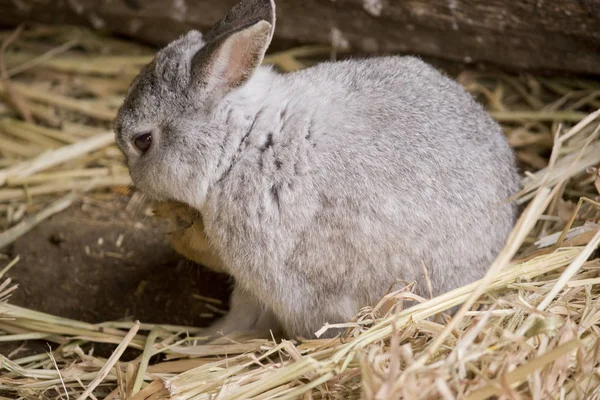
(213, 21, 271, 90)
(226, 34, 254, 84)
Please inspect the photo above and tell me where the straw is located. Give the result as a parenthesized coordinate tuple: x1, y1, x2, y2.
(1, 24, 600, 400)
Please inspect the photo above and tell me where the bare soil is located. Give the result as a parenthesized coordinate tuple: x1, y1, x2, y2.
(0, 196, 231, 357)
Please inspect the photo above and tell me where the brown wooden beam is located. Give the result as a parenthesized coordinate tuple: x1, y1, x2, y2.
(1, 0, 599, 75)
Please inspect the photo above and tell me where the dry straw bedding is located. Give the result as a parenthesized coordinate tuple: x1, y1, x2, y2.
(0, 26, 600, 400)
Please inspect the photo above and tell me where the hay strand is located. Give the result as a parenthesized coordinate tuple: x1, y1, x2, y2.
(0, 190, 79, 250)
(0, 131, 115, 187)
(76, 321, 140, 400)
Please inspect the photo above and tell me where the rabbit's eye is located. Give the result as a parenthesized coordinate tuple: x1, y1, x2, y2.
(133, 132, 152, 154)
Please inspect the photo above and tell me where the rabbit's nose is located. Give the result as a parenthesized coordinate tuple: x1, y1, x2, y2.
(133, 132, 152, 154)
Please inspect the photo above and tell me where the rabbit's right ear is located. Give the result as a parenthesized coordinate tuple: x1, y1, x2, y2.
(189, 0, 275, 101)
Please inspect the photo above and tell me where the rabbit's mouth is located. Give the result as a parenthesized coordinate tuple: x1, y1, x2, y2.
(127, 170, 169, 203)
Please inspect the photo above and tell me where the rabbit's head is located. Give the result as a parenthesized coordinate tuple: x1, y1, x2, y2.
(114, 0, 275, 206)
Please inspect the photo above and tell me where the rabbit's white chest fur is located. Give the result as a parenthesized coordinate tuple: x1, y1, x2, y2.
(114, 0, 519, 339)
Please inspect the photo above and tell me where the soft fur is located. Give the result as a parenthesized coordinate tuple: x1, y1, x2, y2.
(114, 0, 520, 339)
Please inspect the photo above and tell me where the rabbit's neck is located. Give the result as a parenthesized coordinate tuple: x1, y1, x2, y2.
(208, 67, 284, 186)
(228, 66, 276, 110)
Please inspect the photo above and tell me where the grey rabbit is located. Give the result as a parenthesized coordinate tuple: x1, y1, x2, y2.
(114, 0, 520, 339)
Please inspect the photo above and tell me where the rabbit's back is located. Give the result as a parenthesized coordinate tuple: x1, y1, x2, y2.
(278, 55, 519, 284)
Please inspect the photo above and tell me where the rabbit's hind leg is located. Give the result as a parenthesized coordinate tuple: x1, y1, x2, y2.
(199, 284, 283, 342)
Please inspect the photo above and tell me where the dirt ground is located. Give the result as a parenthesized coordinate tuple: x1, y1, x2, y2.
(0, 195, 232, 354)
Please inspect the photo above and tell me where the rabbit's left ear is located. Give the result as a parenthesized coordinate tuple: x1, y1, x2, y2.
(190, 0, 275, 98)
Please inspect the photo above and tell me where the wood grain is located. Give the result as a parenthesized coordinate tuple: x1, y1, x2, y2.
(1, 0, 599, 75)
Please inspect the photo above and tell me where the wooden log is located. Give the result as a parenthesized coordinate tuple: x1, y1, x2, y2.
(1, 0, 599, 76)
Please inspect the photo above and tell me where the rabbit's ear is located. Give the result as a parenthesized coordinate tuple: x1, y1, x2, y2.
(191, 20, 272, 96)
(190, 0, 275, 98)
(203, 0, 275, 44)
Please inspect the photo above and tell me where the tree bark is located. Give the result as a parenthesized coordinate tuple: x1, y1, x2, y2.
(1, 0, 599, 76)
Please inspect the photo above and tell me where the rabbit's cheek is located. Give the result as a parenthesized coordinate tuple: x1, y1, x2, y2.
(126, 161, 164, 200)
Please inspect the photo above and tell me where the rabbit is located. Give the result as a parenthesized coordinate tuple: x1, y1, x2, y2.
(114, 0, 520, 340)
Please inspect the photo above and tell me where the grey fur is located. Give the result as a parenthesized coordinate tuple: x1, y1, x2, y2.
(114, 0, 520, 339)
